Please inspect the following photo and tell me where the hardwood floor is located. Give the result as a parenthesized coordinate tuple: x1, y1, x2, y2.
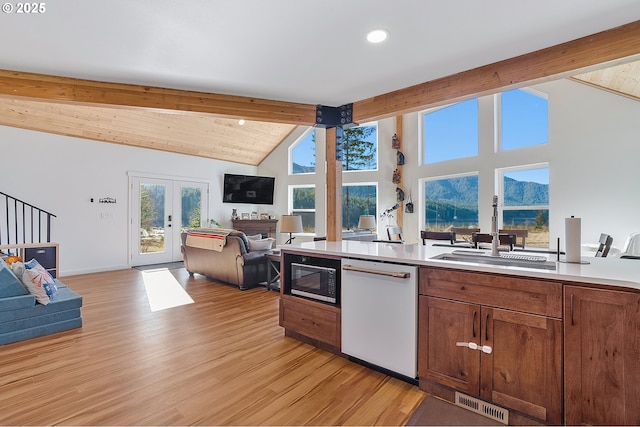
(0, 267, 425, 425)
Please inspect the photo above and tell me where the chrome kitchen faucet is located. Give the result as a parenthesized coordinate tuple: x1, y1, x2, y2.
(491, 195, 500, 257)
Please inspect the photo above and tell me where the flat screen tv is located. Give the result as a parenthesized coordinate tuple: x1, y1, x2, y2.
(223, 173, 275, 205)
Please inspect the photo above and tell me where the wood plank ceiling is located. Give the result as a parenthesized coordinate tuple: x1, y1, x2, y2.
(571, 59, 640, 102)
(0, 96, 296, 165)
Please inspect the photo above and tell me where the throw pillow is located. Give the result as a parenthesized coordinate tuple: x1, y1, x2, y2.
(0, 258, 29, 298)
(246, 234, 263, 240)
(21, 258, 58, 305)
(247, 238, 274, 251)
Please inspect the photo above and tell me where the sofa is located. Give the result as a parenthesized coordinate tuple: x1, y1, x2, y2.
(0, 258, 83, 346)
(181, 230, 271, 290)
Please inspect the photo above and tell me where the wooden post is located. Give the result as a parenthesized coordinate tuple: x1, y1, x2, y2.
(326, 127, 342, 241)
(395, 115, 403, 228)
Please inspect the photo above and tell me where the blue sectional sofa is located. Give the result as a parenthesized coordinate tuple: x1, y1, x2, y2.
(0, 258, 82, 345)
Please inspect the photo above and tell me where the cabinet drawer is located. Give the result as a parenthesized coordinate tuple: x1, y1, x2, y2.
(420, 267, 562, 318)
(280, 298, 340, 347)
(23, 246, 57, 278)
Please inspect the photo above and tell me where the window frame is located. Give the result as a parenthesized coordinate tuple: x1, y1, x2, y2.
(495, 87, 549, 152)
(341, 182, 378, 230)
(289, 184, 316, 235)
(289, 127, 317, 175)
(496, 163, 549, 233)
(420, 98, 479, 166)
(420, 172, 480, 232)
(341, 122, 379, 173)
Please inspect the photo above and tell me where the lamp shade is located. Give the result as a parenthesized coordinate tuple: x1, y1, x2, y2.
(280, 215, 303, 234)
(358, 215, 376, 230)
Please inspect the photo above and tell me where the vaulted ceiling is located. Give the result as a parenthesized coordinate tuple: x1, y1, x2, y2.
(1, 1, 640, 165)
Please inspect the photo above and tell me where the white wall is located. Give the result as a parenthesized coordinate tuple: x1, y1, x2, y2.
(0, 127, 257, 275)
(260, 79, 640, 251)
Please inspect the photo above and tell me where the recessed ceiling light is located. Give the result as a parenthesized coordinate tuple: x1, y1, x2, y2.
(367, 29, 388, 43)
(238, 119, 245, 125)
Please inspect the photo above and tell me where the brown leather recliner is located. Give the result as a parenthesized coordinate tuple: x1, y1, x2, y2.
(180, 231, 269, 290)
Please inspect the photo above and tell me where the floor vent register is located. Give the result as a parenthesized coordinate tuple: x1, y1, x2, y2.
(454, 392, 509, 425)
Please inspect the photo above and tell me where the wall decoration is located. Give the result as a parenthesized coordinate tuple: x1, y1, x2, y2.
(405, 193, 414, 213)
(391, 133, 400, 149)
(396, 187, 405, 202)
(392, 168, 401, 184)
(397, 151, 405, 166)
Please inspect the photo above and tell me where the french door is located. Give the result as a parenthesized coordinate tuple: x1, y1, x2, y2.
(130, 176, 208, 266)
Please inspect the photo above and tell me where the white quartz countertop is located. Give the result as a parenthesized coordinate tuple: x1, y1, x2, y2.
(282, 240, 640, 292)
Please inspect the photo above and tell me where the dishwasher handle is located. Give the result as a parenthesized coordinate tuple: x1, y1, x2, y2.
(342, 264, 411, 279)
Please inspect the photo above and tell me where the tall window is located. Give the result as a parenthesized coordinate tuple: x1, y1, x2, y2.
(423, 99, 479, 164)
(291, 128, 316, 174)
(499, 88, 548, 151)
(342, 184, 377, 230)
(342, 124, 378, 171)
(499, 165, 549, 247)
(423, 174, 479, 231)
(290, 185, 315, 233)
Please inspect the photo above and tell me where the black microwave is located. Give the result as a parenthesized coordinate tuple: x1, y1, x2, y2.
(286, 255, 340, 304)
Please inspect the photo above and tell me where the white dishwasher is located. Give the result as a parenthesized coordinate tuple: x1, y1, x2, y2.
(341, 258, 418, 379)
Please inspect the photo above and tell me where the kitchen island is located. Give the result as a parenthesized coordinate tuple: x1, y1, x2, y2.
(278, 240, 640, 426)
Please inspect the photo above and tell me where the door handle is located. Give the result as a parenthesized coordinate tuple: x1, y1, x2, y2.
(472, 310, 477, 338)
(485, 313, 490, 341)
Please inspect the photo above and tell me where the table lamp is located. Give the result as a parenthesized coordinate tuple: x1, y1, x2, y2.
(280, 215, 303, 244)
(358, 215, 376, 231)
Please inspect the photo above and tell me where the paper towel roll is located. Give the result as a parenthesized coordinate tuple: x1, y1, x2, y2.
(565, 216, 581, 263)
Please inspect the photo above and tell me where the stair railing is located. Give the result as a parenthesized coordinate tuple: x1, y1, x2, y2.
(0, 191, 56, 246)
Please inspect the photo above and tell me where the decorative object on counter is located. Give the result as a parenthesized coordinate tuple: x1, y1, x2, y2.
(392, 168, 401, 184)
(260, 212, 271, 220)
(251, 211, 258, 220)
(357, 215, 376, 232)
(231, 209, 239, 220)
(241, 212, 250, 219)
(397, 151, 405, 166)
(405, 193, 414, 213)
(396, 187, 405, 201)
(280, 215, 303, 244)
(391, 133, 400, 149)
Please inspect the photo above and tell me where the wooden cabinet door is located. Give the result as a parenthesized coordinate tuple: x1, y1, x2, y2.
(564, 286, 640, 426)
(419, 296, 480, 396)
(480, 307, 563, 425)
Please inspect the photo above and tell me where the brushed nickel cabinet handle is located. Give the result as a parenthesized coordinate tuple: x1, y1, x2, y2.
(342, 264, 410, 279)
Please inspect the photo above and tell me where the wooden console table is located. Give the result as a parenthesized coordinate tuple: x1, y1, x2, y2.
(232, 219, 278, 238)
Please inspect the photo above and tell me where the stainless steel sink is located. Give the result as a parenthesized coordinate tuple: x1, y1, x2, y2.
(430, 250, 557, 271)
